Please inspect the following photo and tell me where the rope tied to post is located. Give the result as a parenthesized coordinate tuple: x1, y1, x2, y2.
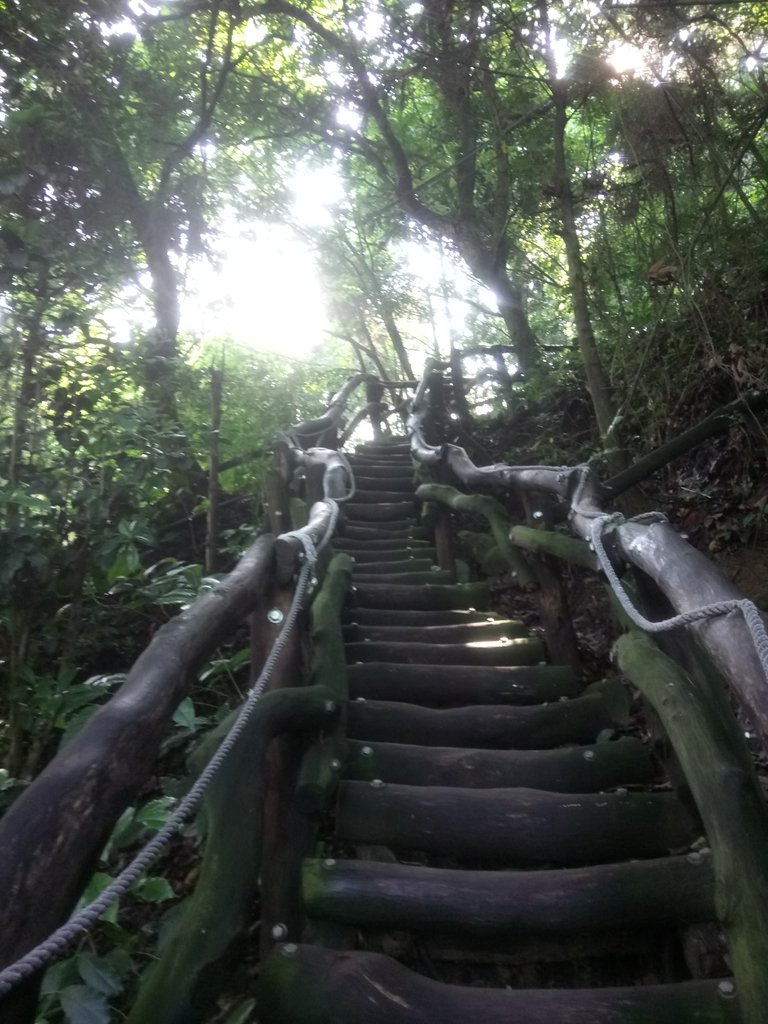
(589, 512, 768, 683)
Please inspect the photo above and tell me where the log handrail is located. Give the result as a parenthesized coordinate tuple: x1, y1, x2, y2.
(0, 372, 415, 1018)
(406, 361, 768, 751)
(406, 361, 768, 1024)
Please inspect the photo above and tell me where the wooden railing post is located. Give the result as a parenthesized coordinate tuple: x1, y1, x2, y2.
(252, 573, 313, 960)
(520, 492, 580, 671)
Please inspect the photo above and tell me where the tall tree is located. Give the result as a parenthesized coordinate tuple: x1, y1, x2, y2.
(254, 0, 544, 375)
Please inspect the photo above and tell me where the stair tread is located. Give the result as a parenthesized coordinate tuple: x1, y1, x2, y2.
(336, 781, 697, 864)
(302, 854, 714, 934)
(343, 608, 502, 624)
(343, 620, 527, 644)
(347, 682, 627, 748)
(341, 525, 429, 540)
(350, 570, 456, 585)
(350, 581, 489, 610)
(346, 636, 544, 666)
(346, 558, 436, 572)
(344, 736, 655, 790)
(348, 490, 418, 503)
(260, 945, 736, 1024)
(347, 662, 579, 705)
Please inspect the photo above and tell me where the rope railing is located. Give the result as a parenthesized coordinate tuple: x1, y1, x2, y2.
(0, 372, 406, 1015)
(0, 506, 340, 996)
(406, 361, 768, 753)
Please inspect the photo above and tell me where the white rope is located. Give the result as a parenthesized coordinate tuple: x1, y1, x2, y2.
(590, 514, 768, 681)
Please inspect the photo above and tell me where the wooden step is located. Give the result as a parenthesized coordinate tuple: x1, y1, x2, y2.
(348, 455, 413, 468)
(343, 619, 527, 644)
(346, 557, 435, 573)
(340, 549, 436, 564)
(354, 476, 414, 492)
(343, 608, 505, 626)
(345, 636, 544, 666)
(344, 502, 416, 521)
(350, 582, 489, 610)
(348, 489, 417, 504)
(347, 661, 579, 704)
(341, 524, 429, 541)
(260, 945, 738, 1024)
(334, 538, 433, 553)
(355, 441, 411, 453)
(350, 569, 456, 585)
(346, 680, 628, 748)
(336, 782, 698, 864)
(344, 736, 655, 790)
(302, 853, 714, 934)
(343, 463, 417, 479)
(348, 557, 436, 574)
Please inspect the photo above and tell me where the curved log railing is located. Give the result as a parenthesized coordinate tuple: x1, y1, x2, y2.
(1, 361, 768, 1023)
(406, 359, 768, 1024)
(0, 372, 407, 1023)
(408, 358, 768, 750)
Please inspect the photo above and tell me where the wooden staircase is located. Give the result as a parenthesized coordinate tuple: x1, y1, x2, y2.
(260, 440, 740, 1023)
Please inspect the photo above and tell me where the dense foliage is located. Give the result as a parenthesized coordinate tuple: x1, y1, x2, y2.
(2, 0, 768, 1018)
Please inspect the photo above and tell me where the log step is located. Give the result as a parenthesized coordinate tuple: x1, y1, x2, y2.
(344, 736, 655, 790)
(350, 569, 456, 585)
(346, 557, 436, 573)
(302, 853, 715, 934)
(348, 456, 413, 469)
(334, 538, 433, 553)
(347, 489, 418, 504)
(352, 455, 412, 462)
(343, 619, 527, 644)
(345, 636, 544, 666)
(344, 502, 416, 521)
(260, 945, 738, 1024)
(336, 782, 698, 864)
(341, 550, 437, 565)
(343, 463, 417, 479)
(347, 680, 628, 748)
(354, 476, 414, 492)
(341, 524, 429, 541)
(343, 608, 505, 626)
(355, 441, 411, 453)
(347, 662, 579, 704)
(350, 582, 489, 610)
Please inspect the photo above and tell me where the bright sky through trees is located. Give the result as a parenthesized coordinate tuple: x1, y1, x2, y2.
(181, 221, 331, 357)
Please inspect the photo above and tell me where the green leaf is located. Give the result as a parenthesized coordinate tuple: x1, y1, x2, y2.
(76, 954, 123, 997)
(59, 984, 110, 1024)
(133, 796, 175, 831)
(78, 873, 119, 924)
(133, 876, 175, 902)
(41, 959, 78, 997)
(173, 697, 199, 730)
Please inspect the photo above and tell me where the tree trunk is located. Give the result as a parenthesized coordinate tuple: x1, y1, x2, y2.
(493, 272, 540, 379)
(550, 86, 617, 446)
(448, 343, 472, 427)
(379, 302, 414, 381)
